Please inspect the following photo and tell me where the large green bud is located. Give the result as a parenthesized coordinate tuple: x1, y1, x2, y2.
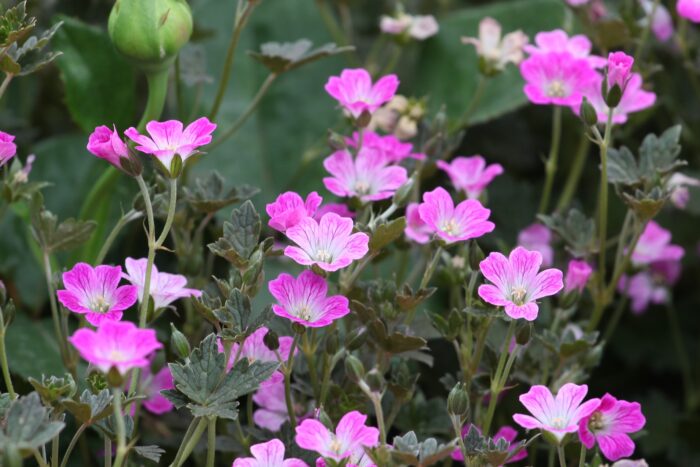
(108, 0, 193, 72)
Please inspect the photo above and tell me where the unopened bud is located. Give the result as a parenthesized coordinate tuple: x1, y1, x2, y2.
(468, 240, 485, 271)
(106, 366, 124, 387)
(355, 110, 372, 128)
(292, 322, 307, 335)
(580, 97, 598, 127)
(447, 382, 470, 418)
(327, 130, 347, 151)
(605, 84, 623, 109)
(344, 354, 365, 383)
(365, 368, 385, 392)
(325, 329, 339, 355)
(170, 323, 191, 359)
(392, 177, 415, 208)
(263, 329, 280, 351)
(345, 327, 368, 351)
(169, 154, 184, 178)
(515, 321, 532, 346)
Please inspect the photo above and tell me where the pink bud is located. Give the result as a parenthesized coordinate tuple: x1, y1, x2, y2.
(607, 51, 634, 90)
(87, 125, 128, 169)
(564, 259, 593, 293)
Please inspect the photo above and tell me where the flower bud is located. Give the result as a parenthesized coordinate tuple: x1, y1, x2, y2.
(327, 130, 347, 151)
(564, 260, 593, 293)
(365, 368, 385, 393)
(468, 240, 485, 271)
(447, 382, 470, 418)
(392, 176, 414, 208)
(344, 354, 365, 383)
(170, 323, 191, 359)
(345, 327, 368, 351)
(108, 0, 193, 72)
(325, 329, 339, 355)
(263, 329, 280, 352)
(580, 97, 598, 127)
(292, 322, 307, 335)
(355, 110, 372, 128)
(515, 321, 532, 346)
(605, 84, 623, 108)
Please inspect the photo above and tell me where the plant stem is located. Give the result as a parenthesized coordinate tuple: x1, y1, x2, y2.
(302, 333, 320, 399)
(209, 0, 257, 120)
(557, 134, 590, 212)
(33, 448, 50, 467)
(453, 74, 488, 131)
(111, 388, 128, 467)
(596, 110, 614, 301)
(578, 444, 586, 467)
(105, 438, 112, 467)
(450, 415, 469, 466)
(206, 417, 217, 467)
(319, 348, 343, 407)
(52, 433, 59, 467)
(139, 69, 170, 132)
(42, 251, 71, 373)
(210, 73, 278, 150)
(558, 445, 567, 467)
(370, 392, 387, 445)
(59, 424, 87, 467)
(0, 73, 14, 101)
(95, 210, 142, 265)
(539, 106, 563, 214)
(666, 302, 695, 409)
(135, 175, 156, 329)
(0, 310, 15, 399)
(171, 417, 208, 467)
(419, 247, 442, 290)
(155, 178, 178, 247)
(602, 295, 629, 342)
(482, 320, 516, 436)
(284, 335, 299, 428)
(315, 0, 353, 50)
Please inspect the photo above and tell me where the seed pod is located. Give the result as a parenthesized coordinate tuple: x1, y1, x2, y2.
(447, 382, 470, 418)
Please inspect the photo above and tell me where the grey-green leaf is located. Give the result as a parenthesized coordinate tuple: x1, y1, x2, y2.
(0, 393, 65, 450)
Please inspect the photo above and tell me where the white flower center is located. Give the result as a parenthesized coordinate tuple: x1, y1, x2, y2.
(510, 286, 528, 306)
(546, 79, 567, 97)
(588, 411, 605, 432)
(440, 218, 459, 235)
(90, 296, 111, 313)
(550, 416, 567, 429)
(297, 307, 313, 322)
(329, 437, 343, 454)
(354, 180, 370, 195)
(109, 350, 125, 361)
(315, 249, 333, 263)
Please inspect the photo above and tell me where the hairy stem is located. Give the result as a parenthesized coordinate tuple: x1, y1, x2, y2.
(111, 388, 128, 467)
(284, 335, 299, 428)
(0, 310, 15, 399)
(206, 417, 217, 467)
(539, 106, 563, 214)
(171, 417, 208, 467)
(59, 424, 87, 467)
(482, 320, 516, 436)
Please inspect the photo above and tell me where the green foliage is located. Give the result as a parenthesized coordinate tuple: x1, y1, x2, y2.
(30, 193, 96, 253)
(5, 315, 64, 380)
(208, 200, 262, 268)
(183, 171, 259, 214)
(249, 39, 354, 74)
(0, 1, 35, 47)
(539, 209, 596, 258)
(214, 288, 272, 340)
(369, 216, 406, 253)
(390, 431, 456, 466)
(61, 389, 113, 425)
(0, 392, 65, 453)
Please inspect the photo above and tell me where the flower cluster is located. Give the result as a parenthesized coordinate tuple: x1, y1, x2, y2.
(380, 12, 439, 41)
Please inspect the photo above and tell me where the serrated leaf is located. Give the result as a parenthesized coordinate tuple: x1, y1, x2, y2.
(61, 389, 113, 424)
(639, 125, 683, 177)
(607, 146, 641, 185)
(538, 209, 596, 258)
(214, 289, 272, 337)
(0, 1, 35, 47)
(249, 39, 354, 74)
(208, 201, 261, 267)
(369, 217, 406, 252)
(134, 445, 165, 463)
(0, 393, 65, 450)
(184, 172, 259, 214)
(6, 21, 62, 76)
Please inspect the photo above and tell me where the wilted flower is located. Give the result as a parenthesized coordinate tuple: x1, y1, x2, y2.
(266, 191, 323, 232)
(452, 425, 527, 462)
(619, 259, 681, 313)
(12, 154, 35, 184)
(639, 0, 674, 41)
(252, 372, 292, 431)
(524, 30, 606, 68)
(295, 410, 380, 462)
(125, 117, 216, 174)
(520, 52, 598, 106)
(576, 73, 656, 124)
(87, 125, 130, 171)
(323, 148, 408, 202)
(513, 383, 600, 443)
(269, 270, 350, 327)
(579, 394, 646, 461)
(284, 213, 369, 271)
(418, 187, 495, 244)
(631, 221, 684, 266)
(405, 203, 432, 244)
(667, 173, 700, 209)
(221, 327, 296, 369)
(565, 259, 593, 293)
(677, 0, 700, 22)
(123, 258, 201, 310)
(324, 68, 399, 118)
(57, 263, 138, 326)
(369, 95, 425, 140)
(69, 320, 162, 375)
(478, 246, 564, 321)
(0, 131, 17, 167)
(462, 17, 529, 72)
(517, 223, 553, 267)
(436, 156, 504, 199)
(233, 438, 309, 467)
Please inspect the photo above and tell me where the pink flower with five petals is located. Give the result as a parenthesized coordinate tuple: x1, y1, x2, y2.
(295, 411, 379, 462)
(325, 69, 399, 118)
(405, 203, 431, 244)
(576, 72, 656, 125)
(0, 131, 17, 167)
(233, 439, 308, 467)
(123, 258, 201, 310)
(418, 187, 495, 244)
(631, 221, 684, 266)
(266, 191, 323, 232)
(436, 156, 503, 199)
(252, 372, 293, 431)
(524, 29, 606, 67)
(87, 125, 129, 171)
(520, 52, 599, 107)
(219, 327, 296, 370)
(678, 0, 700, 22)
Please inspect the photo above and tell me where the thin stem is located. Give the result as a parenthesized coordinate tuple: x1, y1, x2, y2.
(52, 433, 59, 467)
(105, 438, 112, 467)
(95, 210, 142, 264)
(209, 0, 257, 120)
(138, 69, 170, 132)
(371, 392, 387, 445)
(59, 424, 87, 467)
(135, 175, 156, 331)
(453, 74, 488, 131)
(450, 415, 469, 466)
(171, 418, 208, 467)
(0, 73, 14, 101)
(0, 311, 16, 399)
(170, 417, 199, 467)
(319, 348, 343, 407)
(597, 110, 614, 298)
(557, 134, 590, 212)
(315, 0, 353, 51)
(602, 295, 629, 342)
(302, 333, 320, 399)
(380, 44, 402, 75)
(666, 302, 695, 409)
(210, 73, 278, 150)
(155, 178, 178, 247)
(558, 445, 567, 467)
(206, 417, 217, 467)
(578, 444, 586, 467)
(482, 320, 516, 436)
(43, 251, 70, 371)
(284, 335, 299, 428)
(539, 106, 563, 214)
(419, 247, 442, 290)
(33, 449, 50, 467)
(111, 388, 128, 467)
(340, 254, 374, 294)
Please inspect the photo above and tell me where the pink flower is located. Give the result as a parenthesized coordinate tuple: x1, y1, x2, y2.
(667, 173, 700, 209)
(57, 263, 138, 326)
(0, 131, 17, 167)
(323, 148, 408, 202)
(631, 221, 684, 266)
(639, 0, 674, 41)
(611, 460, 648, 467)
(123, 258, 201, 310)
(576, 73, 656, 124)
(222, 327, 296, 369)
(409, 15, 439, 40)
(269, 270, 350, 327)
(462, 17, 529, 71)
(405, 203, 431, 244)
(125, 117, 216, 173)
(566, 0, 590, 5)
(607, 52, 634, 91)
(347, 131, 423, 163)
(233, 439, 309, 467)
(267, 192, 323, 232)
(478, 246, 564, 321)
(252, 372, 291, 431)
(517, 223, 553, 267)
(284, 213, 369, 272)
(314, 203, 355, 220)
(564, 259, 593, 293)
(325, 69, 399, 118)
(619, 260, 680, 313)
(436, 156, 504, 199)
(141, 367, 175, 415)
(452, 425, 526, 463)
(87, 125, 129, 170)
(513, 383, 600, 443)
(69, 320, 162, 375)
(417, 187, 495, 244)
(380, 13, 412, 34)
(524, 30, 606, 67)
(678, 0, 700, 22)
(578, 394, 646, 461)
(295, 410, 380, 462)
(520, 52, 598, 106)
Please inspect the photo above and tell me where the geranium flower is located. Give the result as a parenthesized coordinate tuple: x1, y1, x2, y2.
(323, 148, 408, 202)
(564, 259, 593, 293)
(667, 173, 700, 209)
(252, 372, 291, 431)
(269, 270, 350, 327)
(220, 326, 296, 370)
(0, 131, 17, 167)
(631, 221, 684, 266)
(578, 394, 645, 461)
(123, 258, 201, 310)
(346, 131, 424, 163)
(314, 203, 354, 220)
(417, 187, 495, 244)
(520, 52, 598, 106)
(140, 367, 175, 415)
(678, 0, 700, 22)
(478, 246, 564, 321)
(295, 411, 380, 462)
(436, 156, 504, 199)
(233, 439, 308, 467)
(618, 259, 681, 313)
(461, 17, 529, 71)
(57, 263, 138, 326)
(517, 223, 553, 267)
(266, 191, 323, 232)
(87, 125, 129, 171)
(125, 117, 216, 173)
(284, 213, 369, 272)
(324, 69, 399, 118)
(513, 383, 600, 443)
(69, 320, 162, 375)
(405, 203, 431, 244)
(576, 73, 656, 124)
(452, 425, 526, 463)
(380, 13, 438, 40)
(524, 29, 606, 67)
(639, 0, 674, 41)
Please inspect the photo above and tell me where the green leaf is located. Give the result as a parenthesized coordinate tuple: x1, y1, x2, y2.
(538, 209, 596, 258)
(134, 445, 166, 463)
(166, 334, 278, 420)
(28, 374, 77, 407)
(52, 15, 136, 132)
(0, 392, 65, 451)
(214, 288, 272, 338)
(369, 217, 406, 253)
(61, 389, 113, 424)
(184, 171, 259, 214)
(30, 194, 97, 253)
(607, 146, 642, 185)
(249, 39, 354, 74)
(7, 21, 62, 76)
(208, 200, 261, 267)
(5, 314, 64, 380)
(638, 125, 685, 177)
(414, 0, 566, 124)
(0, 1, 35, 47)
